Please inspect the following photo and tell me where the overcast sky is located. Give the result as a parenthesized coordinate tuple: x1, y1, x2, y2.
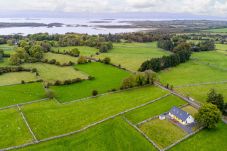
(0, 0, 227, 16)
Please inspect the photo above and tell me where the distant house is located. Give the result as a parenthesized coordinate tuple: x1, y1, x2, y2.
(169, 106, 194, 125)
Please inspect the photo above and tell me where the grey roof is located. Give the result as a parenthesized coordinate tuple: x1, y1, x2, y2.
(169, 106, 190, 121)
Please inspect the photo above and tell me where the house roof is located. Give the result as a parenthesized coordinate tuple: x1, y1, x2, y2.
(169, 106, 190, 121)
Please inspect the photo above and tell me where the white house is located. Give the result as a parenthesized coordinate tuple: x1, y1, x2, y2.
(169, 106, 194, 125)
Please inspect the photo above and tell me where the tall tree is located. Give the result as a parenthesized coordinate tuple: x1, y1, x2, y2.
(207, 89, 225, 112)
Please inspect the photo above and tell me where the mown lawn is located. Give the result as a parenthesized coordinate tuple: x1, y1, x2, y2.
(43, 52, 78, 64)
(17, 117, 156, 151)
(52, 46, 98, 56)
(22, 63, 88, 83)
(51, 62, 130, 102)
(125, 95, 186, 124)
(176, 83, 227, 103)
(21, 86, 168, 139)
(0, 108, 33, 149)
(0, 72, 38, 86)
(139, 119, 187, 149)
(96, 42, 171, 71)
(0, 83, 46, 108)
(170, 122, 227, 151)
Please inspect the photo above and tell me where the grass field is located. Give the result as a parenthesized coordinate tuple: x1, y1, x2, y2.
(170, 122, 227, 151)
(22, 63, 88, 83)
(21, 86, 168, 139)
(52, 46, 99, 56)
(0, 72, 38, 86)
(0, 108, 33, 149)
(0, 44, 15, 55)
(203, 28, 227, 33)
(176, 83, 227, 103)
(139, 119, 187, 149)
(125, 95, 186, 124)
(181, 105, 198, 116)
(96, 42, 171, 71)
(216, 44, 227, 54)
(0, 58, 11, 67)
(51, 62, 130, 102)
(17, 117, 156, 151)
(0, 83, 46, 108)
(43, 52, 78, 64)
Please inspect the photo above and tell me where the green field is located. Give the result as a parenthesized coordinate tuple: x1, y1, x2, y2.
(0, 44, 15, 55)
(176, 83, 227, 103)
(181, 105, 198, 116)
(21, 86, 167, 139)
(170, 122, 227, 151)
(0, 58, 10, 67)
(0, 72, 38, 86)
(17, 117, 156, 151)
(216, 44, 227, 54)
(96, 42, 171, 71)
(203, 28, 227, 33)
(139, 119, 187, 149)
(22, 63, 88, 83)
(0, 108, 33, 149)
(125, 95, 186, 124)
(0, 83, 46, 108)
(52, 46, 99, 56)
(43, 52, 78, 64)
(51, 62, 130, 102)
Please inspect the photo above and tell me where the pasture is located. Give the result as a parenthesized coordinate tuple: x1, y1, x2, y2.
(216, 44, 227, 54)
(43, 52, 78, 64)
(0, 44, 15, 55)
(0, 108, 33, 149)
(51, 62, 130, 102)
(0, 82, 46, 108)
(21, 86, 167, 139)
(203, 28, 227, 33)
(96, 42, 171, 71)
(52, 46, 99, 56)
(139, 118, 187, 149)
(125, 95, 186, 124)
(0, 72, 38, 86)
(16, 117, 156, 151)
(22, 63, 88, 83)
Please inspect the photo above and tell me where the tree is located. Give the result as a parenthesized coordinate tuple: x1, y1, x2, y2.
(29, 45, 44, 60)
(121, 76, 135, 89)
(157, 40, 174, 51)
(0, 49, 3, 62)
(102, 57, 111, 64)
(70, 48, 80, 56)
(9, 53, 21, 65)
(92, 90, 98, 96)
(77, 56, 88, 64)
(195, 103, 221, 129)
(207, 89, 225, 112)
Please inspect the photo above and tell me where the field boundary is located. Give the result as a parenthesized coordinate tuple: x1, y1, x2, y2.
(175, 80, 227, 88)
(0, 98, 49, 111)
(1, 94, 171, 151)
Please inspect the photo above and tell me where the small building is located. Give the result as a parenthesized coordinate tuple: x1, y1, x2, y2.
(159, 114, 166, 120)
(169, 106, 194, 125)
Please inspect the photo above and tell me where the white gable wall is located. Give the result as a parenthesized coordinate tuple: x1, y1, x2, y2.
(185, 115, 194, 124)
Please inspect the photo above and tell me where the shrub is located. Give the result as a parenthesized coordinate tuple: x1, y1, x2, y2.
(21, 80, 25, 84)
(88, 76, 95, 80)
(77, 56, 88, 64)
(92, 90, 98, 96)
(46, 90, 55, 99)
(102, 57, 111, 64)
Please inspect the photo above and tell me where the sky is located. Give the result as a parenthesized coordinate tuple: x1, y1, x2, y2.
(0, 0, 227, 16)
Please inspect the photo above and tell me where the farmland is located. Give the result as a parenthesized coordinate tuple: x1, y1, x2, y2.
(203, 28, 227, 33)
(43, 52, 78, 64)
(96, 42, 171, 71)
(52, 46, 99, 56)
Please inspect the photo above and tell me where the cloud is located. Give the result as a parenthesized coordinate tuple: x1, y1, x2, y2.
(0, 0, 227, 16)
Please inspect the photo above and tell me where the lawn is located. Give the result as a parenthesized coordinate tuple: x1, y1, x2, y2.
(21, 86, 168, 139)
(0, 72, 38, 86)
(22, 63, 88, 83)
(181, 105, 198, 116)
(52, 46, 99, 56)
(16, 117, 156, 151)
(0, 83, 46, 108)
(96, 42, 171, 71)
(0, 108, 33, 149)
(51, 62, 130, 102)
(125, 95, 186, 124)
(43, 52, 78, 64)
(139, 119, 187, 149)
(176, 83, 227, 103)
(170, 122, 227, 151)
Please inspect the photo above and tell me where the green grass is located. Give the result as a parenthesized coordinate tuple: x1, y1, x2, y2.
(0, 44, 15, 55)
(0, 83, 46, 108)
(216, 44, 227, 55)
(0, 108, 33, 149)
(203, 28, 227, 33)
(21, 86, 168, 139)
(125, 95, 186, 124)
(96, 42, 171, 71)
(51, 62, 130, 102)
(22, 63, 88, 83)
(43, 52, 78, 64)
(16, 117, 156, 151)
(0, 72, 38, 86)
(170, 122, 227, 151)
(181, 105, 198, 117)
(52, 46, 98, 56)
(0, 58, 11, 67)
(176, 83, 227, 103)
(139, 119, 187, 149)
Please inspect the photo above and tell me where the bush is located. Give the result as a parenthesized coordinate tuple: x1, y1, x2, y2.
(46, 90, 55, 99)
(88, 76, 95, 80)
(102, 57, 111, 64)
(21, 80, 25, 84)
(92, 90, 98, 96)
(77, 56, 88, 64)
